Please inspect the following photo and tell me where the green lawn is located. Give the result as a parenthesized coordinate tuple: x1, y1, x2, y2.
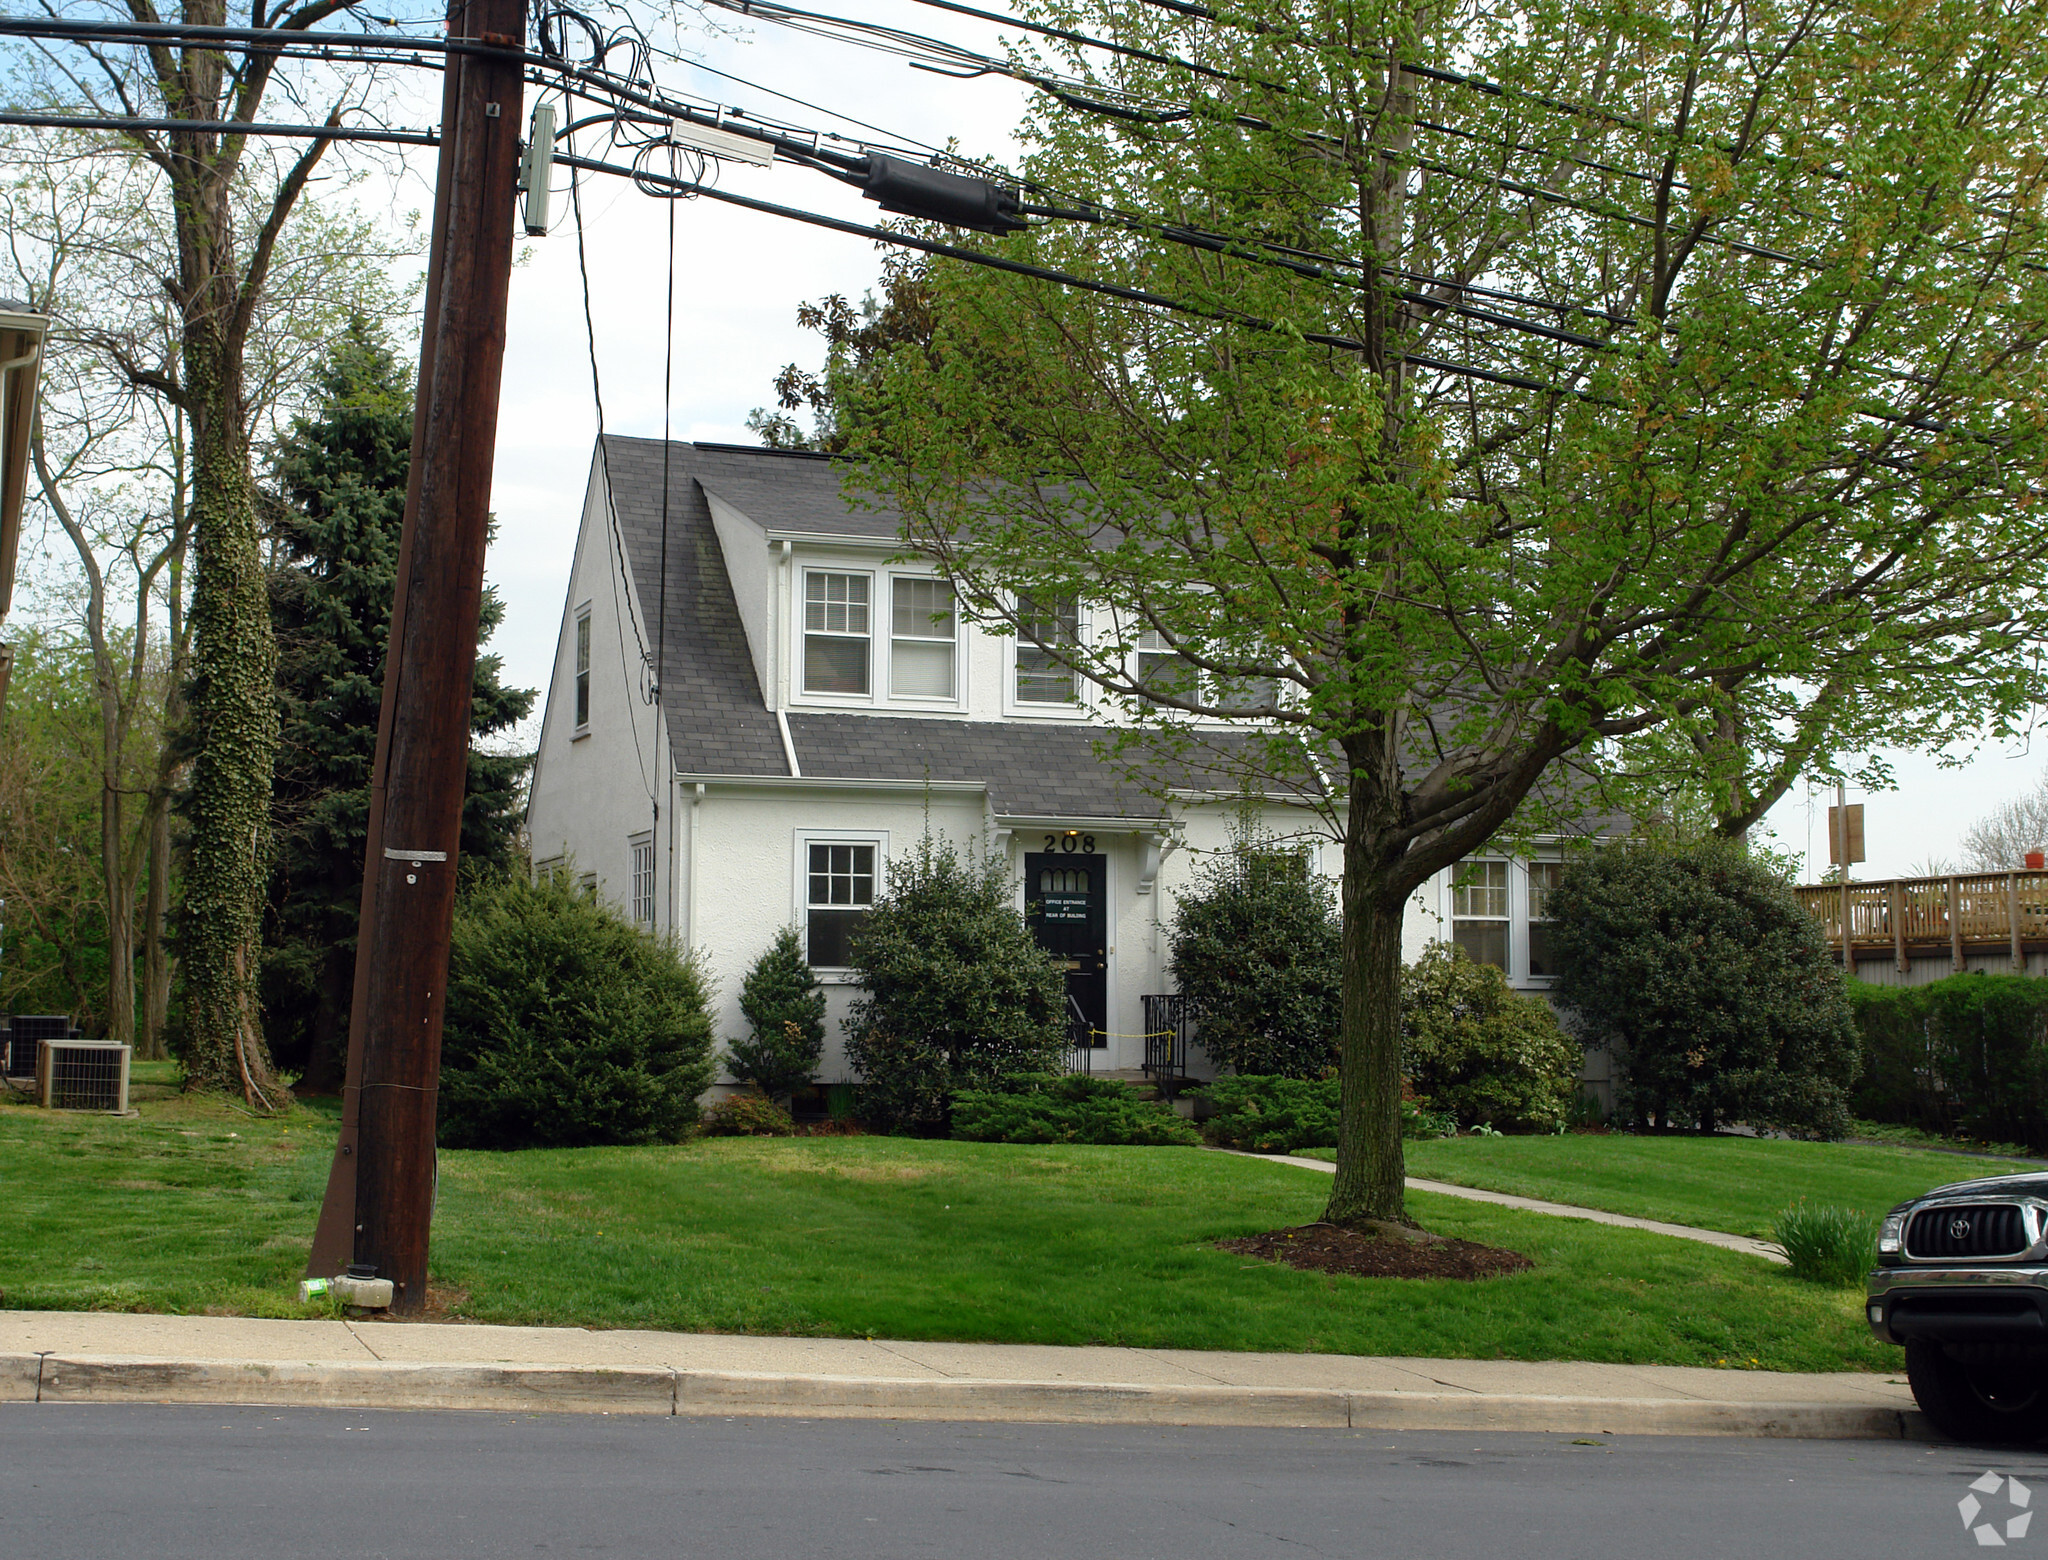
(0, 1079, 1898, 1372)
(1293, 1133, 2037, 1238)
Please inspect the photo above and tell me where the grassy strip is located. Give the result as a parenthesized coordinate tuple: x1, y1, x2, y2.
(1, 1084, 1894, 1371)
(1291, 1133, 2037, 1238)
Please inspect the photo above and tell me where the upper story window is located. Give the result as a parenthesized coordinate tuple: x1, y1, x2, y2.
(1135, 625, 1194, 703)
(1016, 594, 1079, 705)
(1526, 860, 1563, 977)
(806, 840, 876, 966)
(573, 604, 592, 729)
(804, 570, 871, 696)
(890, 577, 957, 698)
(1451, 858, 1510, 971)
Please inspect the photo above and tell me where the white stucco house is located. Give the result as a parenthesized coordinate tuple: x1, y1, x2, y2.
(524, 436, 1608, 1098)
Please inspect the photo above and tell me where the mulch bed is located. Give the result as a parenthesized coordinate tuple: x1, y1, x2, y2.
(1218, 1222, 1534, 1281)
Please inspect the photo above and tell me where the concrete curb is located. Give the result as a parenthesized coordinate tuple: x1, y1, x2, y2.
(1, 1353, 1927, 1440)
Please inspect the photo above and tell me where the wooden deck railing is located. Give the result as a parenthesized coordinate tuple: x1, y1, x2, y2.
(1794, 872, 2048, 971)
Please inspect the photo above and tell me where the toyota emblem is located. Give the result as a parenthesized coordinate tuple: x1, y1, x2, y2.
(1950, 1215, 1974, 1241)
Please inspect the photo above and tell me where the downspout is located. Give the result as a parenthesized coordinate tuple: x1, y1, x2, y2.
(686, 782, 705, 949)
(774, 539, 800, 777)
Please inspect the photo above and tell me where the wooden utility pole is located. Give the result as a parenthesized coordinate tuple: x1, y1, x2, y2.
(306, 0, 526, 1311)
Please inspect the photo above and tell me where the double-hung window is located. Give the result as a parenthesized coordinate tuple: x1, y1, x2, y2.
(804, 571, 871, 696)
(573, 605, 592, 729)
(1135, 626, 1195, 704)
(890, 577, 956, 698)
(1451, 859, 1511, 971)
(806, 841, 876, 967)
(629, 834, 655, 927)
(1016, 594, 1079, 705)
(1526, 860, 1564, 977)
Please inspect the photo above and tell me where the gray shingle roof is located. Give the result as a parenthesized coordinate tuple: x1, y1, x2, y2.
(602, 438, 1185, 812)
(603, 436, 787, 775)
(786, 713, 1175, 819)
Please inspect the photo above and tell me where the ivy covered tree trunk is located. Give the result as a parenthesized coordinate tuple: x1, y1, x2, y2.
(181, 327, 284, 1104)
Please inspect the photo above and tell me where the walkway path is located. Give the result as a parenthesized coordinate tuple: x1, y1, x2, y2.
(1213, 1148, 1786, 1264)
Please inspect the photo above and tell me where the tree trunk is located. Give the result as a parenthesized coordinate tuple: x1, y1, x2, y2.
(139, 793, 172, 1061)
(97, 776, 136, 1046)
(178, 326, 285, 1106)
(1323, 758, 1409, 1226)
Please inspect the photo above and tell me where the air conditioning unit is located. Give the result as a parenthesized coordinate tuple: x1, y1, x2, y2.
(37, 1038, 130, 1114)
(5, 1014, 73, 1078)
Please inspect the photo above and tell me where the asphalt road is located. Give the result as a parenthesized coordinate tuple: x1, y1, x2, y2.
(3, 1405, 2041, 1559)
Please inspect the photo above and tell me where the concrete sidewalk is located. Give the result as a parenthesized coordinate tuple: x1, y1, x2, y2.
(0, 1311, 1920, 1440)
(1213, 1149, 1787, 1264)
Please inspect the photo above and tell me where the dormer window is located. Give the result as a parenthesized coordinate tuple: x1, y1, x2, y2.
(1016, 594, 1079, 704)
(804, 570, 871, 695)
(890, 576, 956, 698)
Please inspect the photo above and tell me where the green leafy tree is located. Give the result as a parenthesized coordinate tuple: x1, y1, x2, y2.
(437, 870, 716, 1150)
(726, 925, 828, 1100)
(1544, 842, 1859, 1137)
(748, 253, 937, 452)
(846, 0, 2048, 1222)
(1168, 824, 1341, 1078)
(261, 320, 535, 1090)
(11, 5, 422, 1105)
(1400, 944, 1583, 1133)
(0, 632, 116, 1030)
(844, 833, 1066, 1131)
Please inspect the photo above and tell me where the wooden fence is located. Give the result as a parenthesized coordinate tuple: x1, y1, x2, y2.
(1793, 872, 2048, 972)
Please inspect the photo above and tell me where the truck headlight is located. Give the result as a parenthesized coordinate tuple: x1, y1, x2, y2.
(1879, 1213, 1907, 1255)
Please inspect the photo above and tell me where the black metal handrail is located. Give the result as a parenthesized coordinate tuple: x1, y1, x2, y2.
(1141, 993, 1192, 1084)
(1064, 995, 1095, 1074)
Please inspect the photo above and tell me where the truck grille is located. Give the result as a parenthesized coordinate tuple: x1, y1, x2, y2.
(1906, 1203, 2031, 1260)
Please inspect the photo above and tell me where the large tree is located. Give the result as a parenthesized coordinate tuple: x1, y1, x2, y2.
(263, 319, 533, 1091)
(2, 133, 413, 1057)
(16, 3, 417, 1104)
(845, 0, 2048, 1224)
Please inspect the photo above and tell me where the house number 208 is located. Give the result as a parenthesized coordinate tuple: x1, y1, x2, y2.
(1045, 834, 1096, 854)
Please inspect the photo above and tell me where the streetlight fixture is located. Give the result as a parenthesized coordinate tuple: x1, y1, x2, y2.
(0, 297, 51, 711)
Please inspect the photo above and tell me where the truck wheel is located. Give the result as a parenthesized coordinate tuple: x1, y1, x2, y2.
(1906, 1340, 2048, 1445)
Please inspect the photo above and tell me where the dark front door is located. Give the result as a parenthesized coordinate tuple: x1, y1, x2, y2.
(1026, 846, 1107, 1048)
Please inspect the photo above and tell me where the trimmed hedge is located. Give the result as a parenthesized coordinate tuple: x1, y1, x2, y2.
(951, 1074, 1200, 1146)
(1849, 974, 2048, 1149)
(1193, 1075, 1340, 1153)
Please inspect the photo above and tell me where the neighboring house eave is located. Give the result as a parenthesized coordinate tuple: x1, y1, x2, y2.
(671, 772, 988, 796)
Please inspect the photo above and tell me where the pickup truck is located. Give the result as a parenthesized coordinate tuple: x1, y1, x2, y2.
(1869, 1171, 2048, 1442)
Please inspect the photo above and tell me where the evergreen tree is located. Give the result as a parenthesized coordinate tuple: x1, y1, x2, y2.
(727, 925, 827, 1100)
(261, 320, 535, 1088)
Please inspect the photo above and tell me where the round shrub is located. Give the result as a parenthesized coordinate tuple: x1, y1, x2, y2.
(727, 925, 827, 1101)
(1545, 841, 1859, 1137)
(843, 832, 1067, 1132)
(1400, 942, 1584, 1132)
(700, 1093, 797, 1137)
(437, 870, 716, 1149)
(1167, 826, 1341, 1079)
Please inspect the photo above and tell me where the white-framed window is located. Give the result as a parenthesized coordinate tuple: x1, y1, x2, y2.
(803, 570, 872, 696)
(573, 604, 592, 729)
(1526, 860, 1564, 978)
(1135, 625, 1194, 704)
(1015, 594, 1079, 705)
(1451, 858, 1510, 971)
(629, 834, 655, 927)
(890, 575, 957, 699)
(797, 831, 887, 969)
(577, 870, 599, 897)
